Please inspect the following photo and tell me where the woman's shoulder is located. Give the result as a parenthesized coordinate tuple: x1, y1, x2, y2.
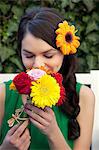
(0, 83, 5, 125)
(0, 80, 14, 125)
(0, 80, 12, 103)
(0, 83, 5, 101)
(75, 85, 95, 148)
(0, 82, 6, 104)
(79, 85, 95, 104)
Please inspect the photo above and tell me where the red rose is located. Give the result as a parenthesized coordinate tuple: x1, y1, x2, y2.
(13, 72, 32, 94)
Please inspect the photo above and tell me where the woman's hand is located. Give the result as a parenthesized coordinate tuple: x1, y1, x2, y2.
(24, 103, 59, 139)
(0, 120, 31, 150)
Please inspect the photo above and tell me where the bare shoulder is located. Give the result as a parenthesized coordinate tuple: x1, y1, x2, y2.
(79, 85, 95, 106)
(78, 85, 95, 122)
(0, 83, 5, 125)
(74, 85, 95, 149)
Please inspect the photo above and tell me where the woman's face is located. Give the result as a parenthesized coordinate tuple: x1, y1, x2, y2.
(21, 32, 64, 72)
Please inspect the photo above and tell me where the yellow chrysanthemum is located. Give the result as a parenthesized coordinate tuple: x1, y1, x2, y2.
(30, 74, 60, 108)
(10, 82, 16, 90)
(55, 20, 80, 55)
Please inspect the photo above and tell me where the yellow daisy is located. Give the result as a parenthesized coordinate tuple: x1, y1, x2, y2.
(30, 74, 60, 108)
(55, 20, 80, 55)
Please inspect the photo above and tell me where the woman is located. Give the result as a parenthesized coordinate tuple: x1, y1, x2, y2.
(0, 7, 95, 150)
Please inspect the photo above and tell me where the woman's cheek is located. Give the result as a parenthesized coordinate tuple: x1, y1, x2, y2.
(23, 58, 33, 69)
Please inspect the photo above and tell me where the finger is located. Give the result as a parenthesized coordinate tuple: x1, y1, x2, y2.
(12, 120, 29, 138)
(24, 140, 31, 150)
(25, 109, 49, 126)
(44, 107, 53, 113)
(8, 122, 21, 136)
(44, 107, 55, 118)
(20, 128, 31, 144)
(15, 137, 30, 150)
(21, 139, 31, 150)
(25, 104, 49, 120)
(24, 139, 31, 150)
(15, 128, 31, 148)
(29, 117, 44, 130)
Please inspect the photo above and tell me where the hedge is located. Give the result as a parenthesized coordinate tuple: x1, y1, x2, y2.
(0, 0, 99, 73)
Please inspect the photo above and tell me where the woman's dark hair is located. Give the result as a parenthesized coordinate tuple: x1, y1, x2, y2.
(17, 7, 80, 140)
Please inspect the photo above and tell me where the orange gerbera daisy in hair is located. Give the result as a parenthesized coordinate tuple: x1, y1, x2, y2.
(55, 21, 80, 55)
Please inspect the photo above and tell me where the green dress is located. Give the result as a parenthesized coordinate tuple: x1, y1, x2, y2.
(0, 80, 82, 150)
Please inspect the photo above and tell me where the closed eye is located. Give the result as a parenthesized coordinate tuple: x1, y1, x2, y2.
(25, 55, 35, 58)
(44, 54, 54, 59)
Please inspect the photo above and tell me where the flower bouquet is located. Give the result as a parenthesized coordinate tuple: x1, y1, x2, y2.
(8, 67, 66, 127)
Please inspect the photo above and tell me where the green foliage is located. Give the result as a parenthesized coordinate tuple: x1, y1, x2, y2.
(0, 0, 99, 73)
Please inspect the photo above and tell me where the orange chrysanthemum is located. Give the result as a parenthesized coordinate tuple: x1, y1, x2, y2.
(55, 21, 80, 55)
(26, 66, 52, 75)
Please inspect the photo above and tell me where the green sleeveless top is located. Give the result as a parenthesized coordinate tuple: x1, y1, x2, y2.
(0, 80, 82, 149)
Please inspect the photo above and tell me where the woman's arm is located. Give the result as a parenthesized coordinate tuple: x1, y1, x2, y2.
(0, 83, 5, 126)
(0, 83, 31, 150)
(24, 104, 72, 150)
(74, 85, 95, 150)
(47, 125, 71, 150)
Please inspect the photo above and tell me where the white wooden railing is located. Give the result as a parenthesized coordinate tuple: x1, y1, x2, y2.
(0, 70, 99, 150)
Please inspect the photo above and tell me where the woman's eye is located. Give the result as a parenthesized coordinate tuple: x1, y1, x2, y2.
(44, 55, 53, 58)
(25, 55, 34, 58)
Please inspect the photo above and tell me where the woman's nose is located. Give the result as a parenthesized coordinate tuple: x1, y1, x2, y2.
(33, 56, 44, 68)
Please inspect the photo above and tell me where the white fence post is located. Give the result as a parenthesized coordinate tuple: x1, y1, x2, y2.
(0, 74, 17, 83)
(76, 73, 91, 85)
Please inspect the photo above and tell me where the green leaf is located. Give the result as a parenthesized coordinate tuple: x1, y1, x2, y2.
(0, 44, 16, 62)
(79, 42, 90, 53)
(86, 21, 98, 34)
(86, 33, 99, 45)
(83, 0, 95, 12)
(12, 6, 23, 18)
(79, 25, 85, 34)
(44, 0, 54, 5)
(86, 55, 97, 70)
(0, 2, 10, 14)
(92, 12, 99, 22)
(69, 1, 75, 9)
(82, 16, 90, 23)
(7, 21, 18, 34)
(77, 57, 89, 72)
(2, 32, 9, 43)
(72, 0, 81, 2)
(3, 62, 16, 73)
(61, 0, 69, 8)
(64, 11, 75, 21)
(9, 56, 23, 71)
(90, 47, 99, 55)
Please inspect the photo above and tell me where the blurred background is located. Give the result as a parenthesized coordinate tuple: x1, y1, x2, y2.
(0, 0, 99, 73)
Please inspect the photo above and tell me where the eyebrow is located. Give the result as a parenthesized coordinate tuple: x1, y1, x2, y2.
(23, 49, 33, 54)
(22, 49, 56, 54)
